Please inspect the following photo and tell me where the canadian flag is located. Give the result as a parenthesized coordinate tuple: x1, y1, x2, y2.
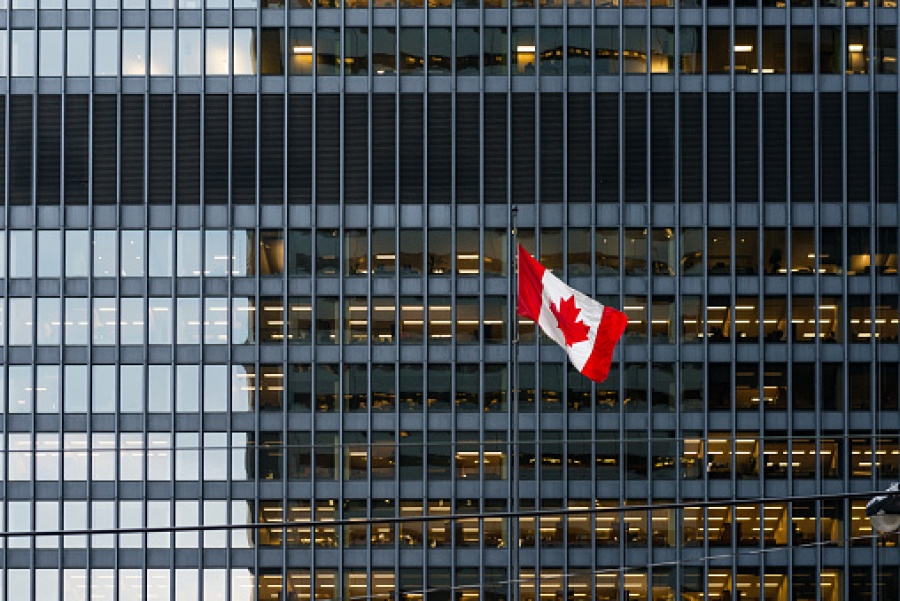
(517, 245, 627, 384)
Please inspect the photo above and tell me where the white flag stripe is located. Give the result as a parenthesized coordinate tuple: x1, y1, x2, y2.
(536, 269, 606, 371)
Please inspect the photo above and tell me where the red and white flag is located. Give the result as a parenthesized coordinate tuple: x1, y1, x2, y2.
(517, 245, 627, 384)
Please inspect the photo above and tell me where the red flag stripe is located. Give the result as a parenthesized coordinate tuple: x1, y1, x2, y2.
(579, 305, 628, 383)
(516, 244, 545, 322)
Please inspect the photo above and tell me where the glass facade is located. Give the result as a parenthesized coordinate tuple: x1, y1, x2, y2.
(2, 0, 900, 599)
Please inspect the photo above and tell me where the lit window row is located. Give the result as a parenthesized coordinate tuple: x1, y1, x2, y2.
(5, 431, 896, 482)
(2, 227, 897, 280)
(2, 25, 896, 78)
(5, 566, 894, 601)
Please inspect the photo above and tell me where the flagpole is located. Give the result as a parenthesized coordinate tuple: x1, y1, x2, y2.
(510, 205, 520, 601)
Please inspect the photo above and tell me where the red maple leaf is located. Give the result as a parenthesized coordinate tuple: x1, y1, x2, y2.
(549, 295, 591, 347)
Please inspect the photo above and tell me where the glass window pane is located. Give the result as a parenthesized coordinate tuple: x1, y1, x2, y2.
(94, 30, 119, 76)
(120, 231, 145, 277)
(400, 28, 424, 75)
(457, 27, 480, 75)
(9, 298, 33, 346)
(148, 365, 173, 412)
(261, 28, 285, 75)
(428, 27, 452, 75)
(122, 29, 147, 76)
(234, 28, 256, 75)
(64, 365, 88, 413)
(93, 231, 118, 278)
(92, 298, 117, 345)
(39, 30, 63, 77)
(37, 298, 61, 346)
(148, 298, 172, 344)
(345, 28, 369, 75)
(36, 365, 60, 413)
(120, 366, 144, 412)
(92, 365, 116, 413)
(10, 231, 34, 279)
(12, 30, 36, 77)
(177, 231, 202, 276)
(179, 30, 202, 75)
(66, 231, 90, 277)
(68, 30, 92, 77)
(373, 27, 397, 75)
(149, 230, 173, 277)
(37, 231, 61, 278)
(207, 29, 230, 75)
(151, 29, 175, 75)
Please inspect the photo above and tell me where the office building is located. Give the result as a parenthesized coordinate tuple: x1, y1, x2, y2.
(1, 0, 899, 598)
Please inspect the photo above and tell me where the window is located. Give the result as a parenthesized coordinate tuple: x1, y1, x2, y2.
(623, 27, 647, 73)
(540, 27, 563, 75)
(179, 30, 202, 76)
(345, 28, 369, 75)
(288, 29, 313, 75)
(428, 27, 452, 75)
(393, 28, 425, 76)
(650, 28, 675, 74)
(122, 30, 146, 76)
(457, 27, 480, 75)
(485, 28, 508, 75)
(763, 27, 786, 73)
(151, 29, 175, 75)
(597, 27, 619, 74)
(511, 28, 536, 75)
(820, 27, 842, 74)
(680, 27, 702, 74)
(847, 27, 869, 74)
(373, 28, 396, 75)
(792, 27, 814, 73)
(12, 30, 36, 77)
(261, 28, 284, 75)
(94, 30, 119, 76)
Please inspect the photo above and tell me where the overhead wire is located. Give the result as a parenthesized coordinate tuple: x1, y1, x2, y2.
(345, 533, 886, 601)
(0, 489, 896, 539)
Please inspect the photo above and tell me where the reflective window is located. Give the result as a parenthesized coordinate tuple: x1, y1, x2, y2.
(288, 231, 312, 275)
(650, 27, 674, 73)
(567, 27, 590, 76)
(373, 28, 397, 75)
(92, 298, 117, 345)
(92, 365, 116, 413)
(400, 28, 424, 75)
(205, 230, 230, 277)
(120, 435, 144, 483)
(8, 366, 33, 414)
(35, 365, 60, 413)
(316, 28, 341, 75)
(148, 298, 172, 344)
(148, 365, 173, 412)
(64, 365, 88, 413)
(177, 231, 202, 277)
(120, 231, 145, 277)
(0, 32, 6, 77)
(176, 365, 200, 412)
(457, 27, 480, 75)
(94, 30, 119, 76)
(179, 30, 202, 76)
(122, 29, 146, 76)
(40, 30, 63, 77)
(37, 231, 61, 278)
(148, 434, 172, 481)
(37, 297, 61, 346)
(12, 30, 36, 77)
(232, 297, 255, 344)
(120, 298, 144, 345)
(877, 27, 897, 74)
(206, 29, 230, 75)
(120, 365, 145, 412)
(234, 28, 256, 75)
(9, 298, 33, 346)
(511, 28, 536, 75)
(10, 231, 33, 279)
(67, 30, 92, 77)
(680, 27, 701, 74)
(792, 27, 814, 73)
(175, 298, 200, 344)
(151, 29, 175, 75)
(93, 231, 118, 278)
(66, 231, 90, 277)
(428, 27, 452, 75)
(345, 28, 369, 75)
(149, 230, 174, 276)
